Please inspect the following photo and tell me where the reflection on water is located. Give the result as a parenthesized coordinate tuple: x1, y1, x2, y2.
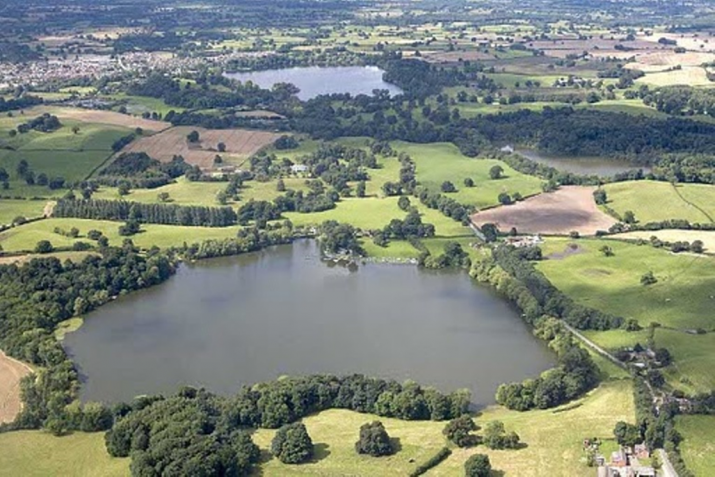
(64, 240, 554, 404)
(517, 149, 650, 177)
(224, 66, 403, 100)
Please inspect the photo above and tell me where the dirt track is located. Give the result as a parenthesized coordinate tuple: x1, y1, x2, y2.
(0, 351, 32, 424)
(470, 186, 617, 236)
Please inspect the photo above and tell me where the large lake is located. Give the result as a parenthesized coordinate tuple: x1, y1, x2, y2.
(63, 241, 554, 404)
(517, 149, 650, 177)
(224, 66, 403, 100)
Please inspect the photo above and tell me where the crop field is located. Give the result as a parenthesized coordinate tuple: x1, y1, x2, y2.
(121, 126, 281, 168)
(676, 415, 715, 476)
(0, 431, 129, 477)
(603, 181, 715, 224)
(636, 67, 713, 87)
(537, 238, 715, 330)
(27, 106, 170, 132)
(0, 218, 241, 252)
(614, 230, 715, 253)
(471, 186, 617, 235)
(390, 141, 543, 209)
(0, 351, 32, 424)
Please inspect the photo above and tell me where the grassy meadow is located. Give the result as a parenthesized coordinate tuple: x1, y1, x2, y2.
(603, 181, 715, 224)
(537, 238, 715, 330)
(0, 431, 129, 477)
(0, 218, 241, 251)
(538, 237, 715, 394)
(0, 199, 46, 225)
(0, 379, 631, 477)
(391, 141, 543, 209)
(676, 415, 715, 476)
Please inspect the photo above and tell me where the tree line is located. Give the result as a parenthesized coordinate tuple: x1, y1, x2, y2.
(53, 198, 238, 227)
(0, 244, 176, 435)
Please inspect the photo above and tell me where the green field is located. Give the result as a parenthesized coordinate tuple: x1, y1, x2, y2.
(94, 177, 311, 207)
(0, 431, 129, 477)
(0, 218, 241, 251)
(604, 181, 715, 224)
(431, 380, 634, 476)
(656, 329, 715, 394)
(537, 238, 715, 330)
(391, 141, 543, 209)
(677, 415, 715, 476)
(0, 199, 46, 225)
(0, 380, 633, 477)
(539, 237, 715, 394)
(284, 196, 471, 237)
(0, 120, 132, 192)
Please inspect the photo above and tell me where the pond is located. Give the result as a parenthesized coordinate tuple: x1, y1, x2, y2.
(223, 66, 403, 100)
(517, 149, 650, 177)
(63, 240, 555, 405)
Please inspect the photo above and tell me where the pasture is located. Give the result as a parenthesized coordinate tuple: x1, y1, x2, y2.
(0, 431, 129, 477)
(0, 218, 241, 252)
(390, 141, 543, 209)
(0, 199, 47, 225)
(537, 238, 715, 330)
(471, 186, 617, 235)
(0, 380, 632, 477)
(121, 126, 280, 168)
(93, 177, 310, 206)
(284, 197, 471, 237)
(603, 181, 715, 224)
(676, 415, 715, 476)
(0, 118, 133, 191)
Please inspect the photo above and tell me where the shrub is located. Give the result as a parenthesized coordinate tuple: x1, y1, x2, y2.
(443, 415, 478, 447)
(355, 421, 393, 457)
(271, 422, 314, 464)
(35, 240, 53, 253)
(465, 454, 491, 477)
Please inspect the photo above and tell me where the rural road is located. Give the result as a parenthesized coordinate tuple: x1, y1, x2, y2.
(560, 321, 628, 370)
(658, 449, 679, 477)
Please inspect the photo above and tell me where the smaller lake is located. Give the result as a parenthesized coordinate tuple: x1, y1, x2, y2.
(63, 241, 554, 405)
(517, 149, 650, 177)
(224, 66, 403, 100)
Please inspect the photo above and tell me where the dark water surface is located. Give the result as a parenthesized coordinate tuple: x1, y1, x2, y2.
(223, 66, 403, 100)
(517, 149, 650, 177)
(64, 241, 554, 404)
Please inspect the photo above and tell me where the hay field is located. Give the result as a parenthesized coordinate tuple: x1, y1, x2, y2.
(122, 126, 280, 168)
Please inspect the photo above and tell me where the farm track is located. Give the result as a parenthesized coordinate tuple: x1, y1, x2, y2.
(671, 184, 714, 223)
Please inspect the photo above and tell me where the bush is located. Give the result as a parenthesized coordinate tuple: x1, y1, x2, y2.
(355, 421, 393, 457)
(271, 422, 314, 464)
(640, 271, 658, 286)
(483, 421, 521, 449)
(443, 415, 478, 447)
(465, 453, 491, 477)
(34, 240, 53, 253)
(409, 447, 452, 476)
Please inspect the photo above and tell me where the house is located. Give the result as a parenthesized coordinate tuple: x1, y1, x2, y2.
(500, 145, 514, 154)
(633, 444, 649, 460)
(290, 164, 308, 174)
(504, 235, 543, 248)
(611, 449, 628, 467)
